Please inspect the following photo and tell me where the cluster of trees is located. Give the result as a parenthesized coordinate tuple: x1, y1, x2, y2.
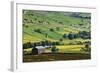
(80, 44, 91, 52)
(23, 18, 34, 24)
(71, 13, 91, 19)
(63, 31, 91, 40)
(34, 27, 60, 33)
(79, 31, 91, 39)
(23, 40, 61, 49)
(23, 42, 33, 49)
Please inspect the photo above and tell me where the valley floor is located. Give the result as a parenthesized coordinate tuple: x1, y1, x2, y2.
(23, 53, 91, 62)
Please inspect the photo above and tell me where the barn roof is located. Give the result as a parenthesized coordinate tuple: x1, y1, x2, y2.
(35, 46, 49, 49)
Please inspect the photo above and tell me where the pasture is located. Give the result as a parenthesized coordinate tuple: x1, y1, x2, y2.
(23, 10, 91, 62)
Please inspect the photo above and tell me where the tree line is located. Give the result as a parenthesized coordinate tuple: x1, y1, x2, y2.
(23, 40, 60, 49)
(63, 31, 91, 40)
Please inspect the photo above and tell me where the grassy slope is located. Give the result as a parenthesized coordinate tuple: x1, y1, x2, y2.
(23, 10, 91, 54)
(23, 11, 91, 62)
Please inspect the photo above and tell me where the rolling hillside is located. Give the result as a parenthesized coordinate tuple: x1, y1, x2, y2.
(23, 10, 91, 43)
(23, 10, 91, 62)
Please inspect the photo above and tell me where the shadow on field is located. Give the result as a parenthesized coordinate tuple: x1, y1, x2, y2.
(23, 53, 91, 62)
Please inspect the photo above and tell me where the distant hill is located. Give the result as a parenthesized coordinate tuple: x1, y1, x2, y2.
(23, 10, 91, 43)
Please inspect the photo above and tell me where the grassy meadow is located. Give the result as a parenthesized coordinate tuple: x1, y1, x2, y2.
(23, 10, 91, 62)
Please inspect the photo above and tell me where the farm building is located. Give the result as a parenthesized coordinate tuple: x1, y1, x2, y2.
(32, 46, 50, 55)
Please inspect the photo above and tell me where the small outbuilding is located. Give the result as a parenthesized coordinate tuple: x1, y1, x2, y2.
(32, 46, 50, 55)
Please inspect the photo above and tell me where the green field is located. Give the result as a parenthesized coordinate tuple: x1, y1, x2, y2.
(23, 10, 91, 62)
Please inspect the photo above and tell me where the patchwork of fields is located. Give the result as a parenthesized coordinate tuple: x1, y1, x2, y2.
(23, 10, 91, 62)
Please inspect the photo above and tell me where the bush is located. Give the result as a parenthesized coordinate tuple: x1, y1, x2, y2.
(58, 21, 63, 24)
(49, 28, 54, 32)
(59, 38, 63, 42)
(63, 34, 67, 38)
(34, 29, 42, 33)
(23, 42, 33, 49)
(44, 40, 50, 46)
(41, 41, 45, 46)
(68, 33, 74, 40)
(51, 46, 59, 53)
(80, 44, 91, 52)
(25, 25, 29, 28)
(78, 31, 91, 39)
